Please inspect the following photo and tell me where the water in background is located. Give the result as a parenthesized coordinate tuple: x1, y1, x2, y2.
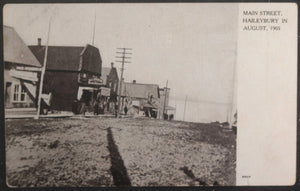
(169, 99, 231, 123)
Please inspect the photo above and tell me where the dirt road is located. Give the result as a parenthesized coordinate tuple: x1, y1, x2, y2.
(111, 118, 236, 186)
(5, 117, 235, 187)
(6, 118, 113, 187)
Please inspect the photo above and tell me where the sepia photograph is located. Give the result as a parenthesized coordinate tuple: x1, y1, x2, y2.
(3, 2, 296, 188)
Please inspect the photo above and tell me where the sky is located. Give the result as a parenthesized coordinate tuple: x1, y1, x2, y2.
(3, 3, 238, 104)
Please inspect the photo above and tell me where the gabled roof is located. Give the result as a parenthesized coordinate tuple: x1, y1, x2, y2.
(101, 67, 111, 84)
(101, 67, 119, 84)
(121, 82, 160, 99)
(3, 25, 41, 67)
(28, 45, 85, 71)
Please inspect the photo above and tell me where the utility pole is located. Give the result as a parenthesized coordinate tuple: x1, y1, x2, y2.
(183, 95, 188, 121)
(162, 80, 168, 120)
(92, 11, 96, 46)
(174, 92, 177, 119)
(36, 19, 51, 119)
(174, 101, 177, 119)
(116, 48, 132, 117)
(229, 49, 238, 129)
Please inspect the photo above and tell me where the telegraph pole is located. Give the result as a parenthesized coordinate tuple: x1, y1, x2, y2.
(162, 80, 168, 119)
(174, 92, 177, 119)
(36, 19, 51, 119)
(116, 48, 132, 117)
(229, 48, 238, 129)
(183, 95, 188, 121)
(92, 11, 96, 46)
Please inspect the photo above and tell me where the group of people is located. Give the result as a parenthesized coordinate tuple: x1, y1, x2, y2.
(93, 92, 107, 115)
(72, 90, 107, 115)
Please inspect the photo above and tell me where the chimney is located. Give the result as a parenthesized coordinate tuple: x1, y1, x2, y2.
(111, 62, 114, 68)
(38, 38, 41, 46)
(133, 80, 136, 84)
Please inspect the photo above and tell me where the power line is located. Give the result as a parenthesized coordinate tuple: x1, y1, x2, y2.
(116, 52, 132, 54)
(116, 56, 131, 59)
(116, 48, 132, 117)
(117, 48, 132, 50)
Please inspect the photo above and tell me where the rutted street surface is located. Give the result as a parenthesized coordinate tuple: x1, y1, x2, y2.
(6, 118, 113, 187)
(111, 118, 236, 186)
(5, 117, 235, 187)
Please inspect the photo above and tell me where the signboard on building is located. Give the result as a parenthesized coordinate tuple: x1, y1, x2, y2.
(9, 69, 39, 82)
(88, 77, 102, 85)
(100, 87, 110, 96)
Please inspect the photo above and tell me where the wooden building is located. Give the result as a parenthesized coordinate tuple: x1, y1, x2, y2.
(120, 80, 160, 117)
(101, 62, 119, 113)
(4, 26, 41, 109)
(29, 41, 102, 112)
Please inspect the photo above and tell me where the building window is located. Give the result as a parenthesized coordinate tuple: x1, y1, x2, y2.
(81, 73, 87, 78)
(13, 84, 26, 102)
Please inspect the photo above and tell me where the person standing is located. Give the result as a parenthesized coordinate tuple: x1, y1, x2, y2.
(93, 99, 99, 115)
(115, 103, 118, 117)
(124, 105, 128, 115)
(99, 101, 104, 114)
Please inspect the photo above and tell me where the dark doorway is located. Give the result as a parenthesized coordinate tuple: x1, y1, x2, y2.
(5, 82, 12, 107)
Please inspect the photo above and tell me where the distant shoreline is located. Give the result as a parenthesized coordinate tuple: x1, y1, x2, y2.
(169, 97, 231, 106)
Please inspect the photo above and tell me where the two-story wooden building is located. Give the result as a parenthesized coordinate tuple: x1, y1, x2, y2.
(29, 41, 102, 112)
(101, 62, 119, 113)
(4, 26, 41, 110)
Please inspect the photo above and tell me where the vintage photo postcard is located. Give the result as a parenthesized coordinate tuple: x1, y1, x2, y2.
(2, 2, 298, 188)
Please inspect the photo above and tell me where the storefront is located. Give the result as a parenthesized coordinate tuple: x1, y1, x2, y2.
(76, 78, 111, 114)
